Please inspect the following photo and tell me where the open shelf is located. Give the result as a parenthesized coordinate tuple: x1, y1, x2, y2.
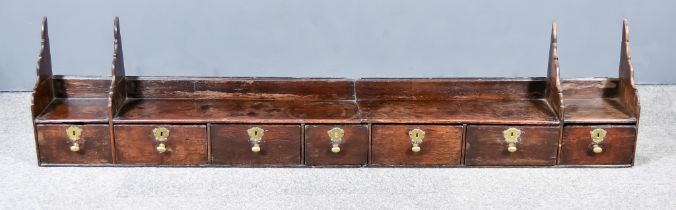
(560, 21, 640, 124)
(30, 17, 640, 167)
(355, 78, 560, 124)
(112, 77, 361, 123)
(32, 75, 111, 124)
(115, 98, 360, 123)
(36, 98, 109, 123)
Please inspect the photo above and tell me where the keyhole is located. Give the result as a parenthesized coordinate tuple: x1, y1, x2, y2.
(511, 132, 514, 137)
(415, 133, 419, 138)
(72, 131, 76, 136)
(597, 133, 600, 137)
(254, 131, 258, 136)
(160, 132, 163, 136)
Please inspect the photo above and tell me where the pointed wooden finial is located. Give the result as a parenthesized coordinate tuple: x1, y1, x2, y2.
(112, 16, 125, 77)
(547, 21, 561, 91)
(619, 18, 635, 87)
(36, 16, 53, 76)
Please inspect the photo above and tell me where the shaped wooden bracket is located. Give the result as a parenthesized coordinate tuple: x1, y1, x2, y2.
(546, 21, 564, 119)
(109, 16, 127, 119)
(31, 17, 55, 119)
(618, 19, 640, 118)
(107, 17, 128, 164)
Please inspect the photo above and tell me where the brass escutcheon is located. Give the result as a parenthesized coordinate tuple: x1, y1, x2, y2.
(590, 128, 607, 154)
(247, 127, 264, 153)
(327, 127, 344, 153)
(152, 127, 170, 153)
(65, 126, 82, 152)
(409, 129, 425, 153)
(503, 128, 522, 153)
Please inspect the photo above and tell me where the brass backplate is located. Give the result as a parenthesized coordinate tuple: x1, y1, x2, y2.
(327, 127, 344, 144)
(326, 128, 345, 145)
(590, 128, 607, 144)
(503, 128, 522, 143)
(247, 127, 265, 142)
(153, 127, 170, 142)
(409, 129, 425, 144)
(65, 126, 82, 142)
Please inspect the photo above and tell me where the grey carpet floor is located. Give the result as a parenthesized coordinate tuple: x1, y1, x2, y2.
(1, 85, 675, 209)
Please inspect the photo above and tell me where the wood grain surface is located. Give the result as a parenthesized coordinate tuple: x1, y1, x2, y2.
(211, 124, 301, 165)
(36, 124, 112, 164)
(359, 99, 558, 124)
(371, 125, 463, 166)
(304, 125, 369, 166)
(115, 99, 359, 124)
(465, 125, 559, 166)
(559, 125, 636, 165)
(114, 124, 207, 165)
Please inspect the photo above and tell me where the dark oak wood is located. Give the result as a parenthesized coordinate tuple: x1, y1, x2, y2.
(36, 124, 112, 164)
(465, 125, 559, 166)
(304, 125, 369, 166)
(109, 16, 127, 124)
(357, 79, 546, 101)
(359, 99, 558, 124)
(114, 125, 208, 165)
(563, 98, 635, 123)
(211, 124, 301, 165)
(546, 22, 564, 120)
(115, 99, 359, 123)
(30, 20, 112, 123)
(34, 76, 112, 124)
(561, 21, 640, 125)
(194, 79, 355, 100)
(562, 79, 636, 124)
(371, 125, 463, 166)
(35, 98, 110, 123)
(562, 79, 619, 99)
(31, 77, 53, 119)
(617, 19, 641, 120)
(108, 17, 127, 164)
(125, 77, 355, 100)
(30, 18, 641, 168)
(356, 78, 559, 124)
(36, 17, 52, 77)
(53, 76, 111, 98)
(31, 17, 53, 119)
(559, 125, 636, 165)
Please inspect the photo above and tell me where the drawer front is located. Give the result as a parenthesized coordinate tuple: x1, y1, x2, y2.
(304, 125, 369, 166)
(36, 124, 112, 164)
(114, 125, 207, 165)
(372, 125, 463, 166)
(465, 125, 559, 166)
(211, 124, 301, 165)
(559, 125, 636, 165)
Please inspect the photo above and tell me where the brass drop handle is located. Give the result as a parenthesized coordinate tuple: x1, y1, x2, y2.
(503, 128, 522, 153)
(153, 127, 170, 154)
(409, 129, 425, 153)
(590, 128, 607, 154)
(247, 127, 264, 153)
(327, 128, 344, 153)
(66, 126, 83, 152)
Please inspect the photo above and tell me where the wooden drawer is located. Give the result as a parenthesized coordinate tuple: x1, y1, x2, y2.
(559, 125, 636, 165)
(36, 124, 112, 165)
(371, 125, 463, 166)
(114, 125, 207, 165)
(211, 124, 301, 165)
(304, 125, 369, 166)
(465, 125, 559, 166)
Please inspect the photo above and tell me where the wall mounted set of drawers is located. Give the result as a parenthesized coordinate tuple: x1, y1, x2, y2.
(31, 17, 640, 167)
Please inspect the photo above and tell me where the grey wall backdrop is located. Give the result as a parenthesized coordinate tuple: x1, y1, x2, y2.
(1, 0, 674, 91)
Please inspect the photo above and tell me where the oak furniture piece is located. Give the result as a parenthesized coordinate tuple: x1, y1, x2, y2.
(32, 17, 639, 167)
